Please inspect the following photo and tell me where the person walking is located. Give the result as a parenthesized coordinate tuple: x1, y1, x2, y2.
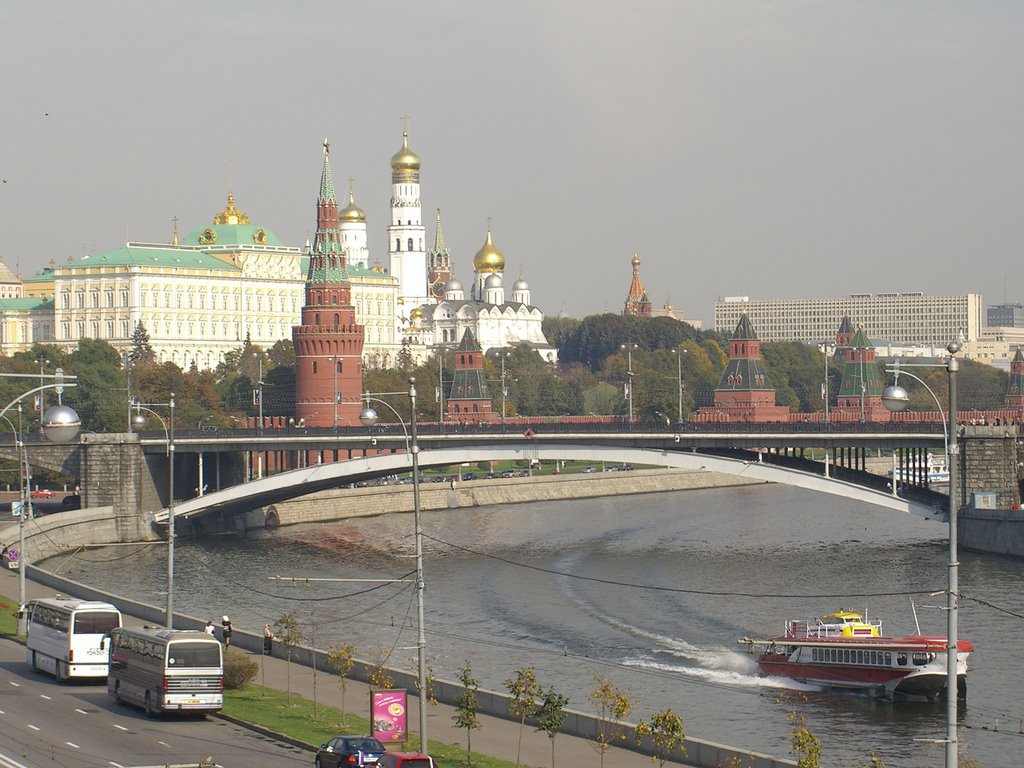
(203, 620, 215, 635)
(221, 616, 233, 646)
(263, 623, 274, 655)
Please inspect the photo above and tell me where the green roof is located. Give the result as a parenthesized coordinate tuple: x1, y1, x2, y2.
(304, 254, 396, 284)
(180, 223, 284, 248)
(70, 246, 240, 272)
(0, 296, 53, 311)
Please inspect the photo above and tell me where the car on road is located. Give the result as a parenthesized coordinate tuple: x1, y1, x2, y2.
(377, 753, 437, 768)
(315, 736, 387, 767)
(30, 489, 56, 499)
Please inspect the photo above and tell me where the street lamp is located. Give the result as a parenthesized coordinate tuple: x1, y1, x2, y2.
(330, 355, 339, 429)
(253, 352, 264, 433)
(819, 342, 833, 424)
(35, 356, 49, 433)
(882, 341, 961, 768)
(133, 394, 176, 628)
(359, 378, 428, 752)
(0, 372, 79, 629)
(500, 351, 511, 426)
(621, 343, 638, 424)
(673, 348, 687, 424)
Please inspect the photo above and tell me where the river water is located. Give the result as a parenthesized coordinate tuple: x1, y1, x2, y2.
(46, 484, 1024, 767)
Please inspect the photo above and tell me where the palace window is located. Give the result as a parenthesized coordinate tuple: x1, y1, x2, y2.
(395, 238, 401, 251)
(105, 290, 114, 307)
(106, 320, 113, 337)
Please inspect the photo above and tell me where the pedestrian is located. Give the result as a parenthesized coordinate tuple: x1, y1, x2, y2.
(221, 615, 233, 646)
(203, 620, 215, 635)
(263, 623, 274, 654)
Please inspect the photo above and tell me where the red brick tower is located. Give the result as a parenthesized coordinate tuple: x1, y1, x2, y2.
(293, 140, 365, 427)
(447, 329, 498, 423)
(1005, 346, 1024, 411)
(623, 253, 652, 317)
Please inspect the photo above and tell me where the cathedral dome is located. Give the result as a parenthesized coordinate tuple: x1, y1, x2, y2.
(391, 130, 421, 172)
(339, 190, 366, 222)
(485, 273, 502, 288)
(445, 278, 463, 292)
(410, 306, 424, 321)
(513, 277, 529, 291)
(473, 228, 505, 273)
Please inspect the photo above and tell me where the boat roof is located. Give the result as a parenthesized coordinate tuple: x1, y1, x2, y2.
(749, 635, 974, 652)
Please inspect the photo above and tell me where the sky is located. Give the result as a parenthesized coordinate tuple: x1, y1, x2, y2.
(2, 1, 1023, 327)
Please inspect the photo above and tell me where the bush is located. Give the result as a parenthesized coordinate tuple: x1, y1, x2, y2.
(224, 648, 258, 690)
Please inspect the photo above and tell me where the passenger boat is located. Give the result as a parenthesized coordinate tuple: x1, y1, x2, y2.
(890, 453, 950, 484)
(739, 610, 971, 700)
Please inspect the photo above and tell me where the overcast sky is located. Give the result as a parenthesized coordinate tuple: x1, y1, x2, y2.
(2, 1, 1022, 326)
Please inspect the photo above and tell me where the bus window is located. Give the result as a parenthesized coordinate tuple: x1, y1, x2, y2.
(74, 611, 120, 634)
(168, 642, 221, 667)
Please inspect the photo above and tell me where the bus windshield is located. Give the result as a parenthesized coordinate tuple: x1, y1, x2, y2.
(167, 641, 220, 668)
(74, 611, 121, 634)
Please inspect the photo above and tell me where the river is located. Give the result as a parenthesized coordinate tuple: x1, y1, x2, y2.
(45, 483, 1024, 767)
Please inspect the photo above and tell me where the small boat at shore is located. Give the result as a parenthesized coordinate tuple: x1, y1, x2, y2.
(739, 610, 971, 700)
(889, 453, 950, 485)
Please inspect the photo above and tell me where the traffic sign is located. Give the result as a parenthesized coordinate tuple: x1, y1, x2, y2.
(6, 548, 19, 563)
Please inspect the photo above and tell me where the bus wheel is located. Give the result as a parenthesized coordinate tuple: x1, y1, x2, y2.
(113, 681, 123, 704)
(30, 651, 38, 672)
(144, 691, 157, 718)
(56, 661, 68, 681)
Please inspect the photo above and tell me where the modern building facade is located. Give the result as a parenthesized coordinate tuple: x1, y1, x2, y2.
(714, 293, 983, 347)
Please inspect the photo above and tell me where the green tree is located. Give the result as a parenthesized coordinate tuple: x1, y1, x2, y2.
(65, 339, 128, 432)
(453, 660, 481, 765)
(273, 611, 305, 706)
(787, 709, 822, 768)
(326, 643, 356, 727)
(367, 648, 394, 690)
(127, 321, 155, 368)
(268, 338, 296, 370)
(590, 675, 636, 768)
(504, 666, 543, 767)
(635, 708, 686, 767)
(533, 686, 568, 768)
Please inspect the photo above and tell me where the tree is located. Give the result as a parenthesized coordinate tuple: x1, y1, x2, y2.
(326, 643, 356, 727)
(533, 686, 568, 768)
(273, 611, 305, 706)
(453, 660, 481, 765)
(65, 339, 129, 432)
(590, 676, 636, 768)
(367, 648, 394, 690)
(504, 666, 543, 767)
(787, 709, 822, 768)
(635, 708, 686, 767)
(127, 321, 155, 368)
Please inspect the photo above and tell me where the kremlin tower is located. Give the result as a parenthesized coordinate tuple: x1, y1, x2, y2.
(427, 208, 453, 301)
(623, 253, 652, 317)
(293, 140, 365, 427)
(387, 123, 430, 309)
(447, 329, 498, 423)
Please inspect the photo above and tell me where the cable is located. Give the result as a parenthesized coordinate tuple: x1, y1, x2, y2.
(422, 532, 941, 600)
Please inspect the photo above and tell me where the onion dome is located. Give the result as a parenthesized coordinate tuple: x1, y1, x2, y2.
(485, 273, 502, 288)
(445, 278, 463, 292)
(473, 227, 505, 273)
(339, 189, 366, 222)
(513, 277, 529, 291)
(391, 130, 421, 172)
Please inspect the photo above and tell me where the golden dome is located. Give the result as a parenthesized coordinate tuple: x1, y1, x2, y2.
(339, 190, 366, 222)
(390, 130, 421, 172)
(473, 228, 505, 273)
(410, 306, 424, 320)
(213, 192, 250, 225)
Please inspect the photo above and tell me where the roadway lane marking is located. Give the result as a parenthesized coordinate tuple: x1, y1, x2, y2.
(109, 762, 124, 767)
(113, 724, 128, 731)
(157, 741, 171, 748)
(7, 682, 19, 687)
(39, 694, 51, 700)
(27, 725, 39, 731)
(65, 742, 79, 749)
(75, 708, 88, 715)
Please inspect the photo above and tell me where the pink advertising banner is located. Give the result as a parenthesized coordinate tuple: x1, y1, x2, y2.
(370, 689, 408, 744)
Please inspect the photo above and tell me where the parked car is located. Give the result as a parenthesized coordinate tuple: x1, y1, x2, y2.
(315, 735, 387, 768)
(376, 753, 436, 768)
(30, 488, 56, 499)
(61, 494, 82, 510)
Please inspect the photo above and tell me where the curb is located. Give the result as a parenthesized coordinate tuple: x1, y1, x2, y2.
(212, 710, 317, 753)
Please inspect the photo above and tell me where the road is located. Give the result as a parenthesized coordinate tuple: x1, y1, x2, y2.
(0, 637, 310, 768)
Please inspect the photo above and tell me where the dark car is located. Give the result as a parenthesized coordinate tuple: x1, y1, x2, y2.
(377, 754, 436, 768)
(315, 736, 387, 768)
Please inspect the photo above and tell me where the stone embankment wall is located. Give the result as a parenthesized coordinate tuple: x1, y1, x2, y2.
(0, 506, 156, 566)
(257, 468, 765, 529)
(25, 565, 795, 768)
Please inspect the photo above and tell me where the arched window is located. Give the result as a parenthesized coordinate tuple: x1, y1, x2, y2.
(460, 355, 465, 364)
(336, 360, 342, 373)
(313, 361, 318, 374)
(395, 238, 401, 251)
(333, 314, 340, 328)
(472, 404, 479, 412)
(314, 313, 320, 325)
(407, 238, 414, 251)
(468, 355, 473, 365)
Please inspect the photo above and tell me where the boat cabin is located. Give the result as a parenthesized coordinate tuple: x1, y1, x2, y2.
(786, 611, 882, 639)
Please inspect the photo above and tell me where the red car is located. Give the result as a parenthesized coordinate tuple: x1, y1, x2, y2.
(30, 489, 56, 499)
(377, 754, 437, 768)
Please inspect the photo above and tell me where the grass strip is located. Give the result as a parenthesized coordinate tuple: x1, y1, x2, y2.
(224, 686, 532, 768)
(0, 595, 20, 637)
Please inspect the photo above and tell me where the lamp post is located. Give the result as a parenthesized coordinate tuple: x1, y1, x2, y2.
(819, 342, 832, 424)
(359, 379, 428, 751)
(437, 348, 445, 426)
(253, 352, 264, 433)
(882, 341, 960, 768)
(673, 348, 687, 424)
(35, 356, 49, 433)
(0, 373, 79, 628)
(500, 351, 511, 426)
(621, 343, 637, 424)
(133, 394, 176, 628)
(331, 356, 339, 429)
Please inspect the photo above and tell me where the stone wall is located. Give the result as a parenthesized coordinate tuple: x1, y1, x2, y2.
(258, 469, 765, 529)
(960, 425, 1023, 510)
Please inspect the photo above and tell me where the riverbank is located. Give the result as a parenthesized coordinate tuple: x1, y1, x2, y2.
(2, 563, 795, 768)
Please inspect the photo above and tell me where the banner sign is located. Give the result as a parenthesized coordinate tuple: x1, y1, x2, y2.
(370, 689, 407, 744)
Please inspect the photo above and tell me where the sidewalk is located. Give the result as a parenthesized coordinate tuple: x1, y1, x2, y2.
(0, 566, 691, 768)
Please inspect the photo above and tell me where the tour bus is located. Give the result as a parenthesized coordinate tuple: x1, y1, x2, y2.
(107, 626, 223, 717)
(21, 597, 122, 680)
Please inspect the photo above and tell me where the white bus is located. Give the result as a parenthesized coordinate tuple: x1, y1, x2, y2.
(107, 626, 223, 717)
(21, 597, 122, 680)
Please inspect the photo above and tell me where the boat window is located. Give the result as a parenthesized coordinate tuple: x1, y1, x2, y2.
(857, 650, 864, 664)
(831, 649, 837, 663)
(885, 652, 891, 665)
(897, 652, 908, 666)
(870, 651, 877, 665)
